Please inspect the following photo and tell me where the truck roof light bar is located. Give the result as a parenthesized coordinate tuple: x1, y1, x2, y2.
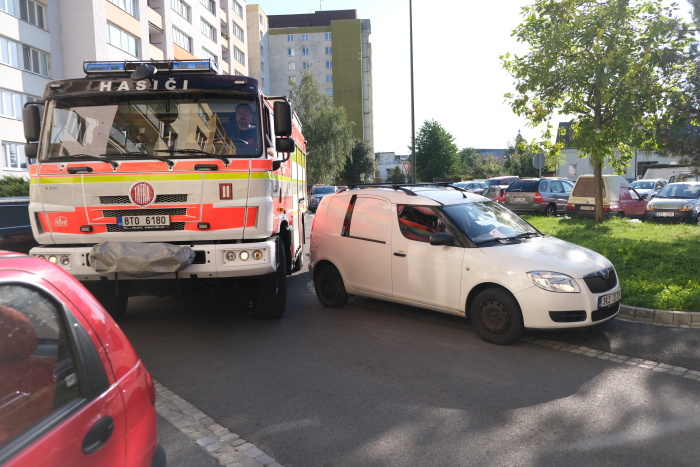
(83, 59, 218, 76)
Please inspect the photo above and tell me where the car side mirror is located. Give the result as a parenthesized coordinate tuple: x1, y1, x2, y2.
(429, 232, 454, 246)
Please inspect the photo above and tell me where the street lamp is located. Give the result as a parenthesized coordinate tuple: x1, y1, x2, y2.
(409, 0, 416, 183)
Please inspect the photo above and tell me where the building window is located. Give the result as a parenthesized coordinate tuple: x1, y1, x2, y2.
(302, 48, 309, 55)
(0, 88, 38, 120)
(287, 48, 294, 56)
(325, 47, 332, 54)
(19, 0, 45, 28)
(232, 0, 243, 17)
(171, 0, 191, 22)
(326, 89, 333, 97)
(202, 47, 217, 65)
(200, 19, 216, 41)
(302, 62, 310, 69)
(232, 23, 244, 41)
(288, 62, 295, 70)
(233, 46, 245, 65)
(326, 74, 333, 83)
(108, 23, 139, 57)
(301, 33, 309, 41)
(108, 0, 136, 17)
(287, 34, 294, 42)
(200, 0, 215, 14)
(325, 32, 332, 40)
(173, 26, 193, 53)
(0, 37, 49, 76)
(326, 61, 332, 69)
(3, 141, 27, 170)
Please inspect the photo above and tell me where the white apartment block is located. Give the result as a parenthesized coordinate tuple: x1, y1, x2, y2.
(1, 0, 253, 178)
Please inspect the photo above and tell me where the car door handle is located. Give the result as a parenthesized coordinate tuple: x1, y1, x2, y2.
(82, 415, 114, 454)
(394, 252, 406, 257)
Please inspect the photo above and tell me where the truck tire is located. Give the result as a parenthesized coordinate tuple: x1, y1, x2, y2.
(252, 238, 287, 319)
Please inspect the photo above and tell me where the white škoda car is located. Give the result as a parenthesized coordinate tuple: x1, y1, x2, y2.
(308, 184, 621, 345)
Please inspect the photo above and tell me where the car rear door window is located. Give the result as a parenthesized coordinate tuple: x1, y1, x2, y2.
(347, 197, 391, 243)
(0, 284, 81, 450)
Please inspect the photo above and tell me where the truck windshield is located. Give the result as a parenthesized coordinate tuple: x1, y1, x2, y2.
(41, 95, 262, 160)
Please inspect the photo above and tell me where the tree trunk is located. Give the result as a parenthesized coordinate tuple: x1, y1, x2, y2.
(594, 160, 604, 222)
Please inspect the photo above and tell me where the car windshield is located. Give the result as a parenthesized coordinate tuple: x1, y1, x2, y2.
(312, 186, 335, 194)
(442, 201, 539, 244)
(41, 94, 262, 161)
(631, 181, 655, 189)
(655, 184, 700, 199)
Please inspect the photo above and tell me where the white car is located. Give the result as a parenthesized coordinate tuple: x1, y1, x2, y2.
(309, 184, 621, 345)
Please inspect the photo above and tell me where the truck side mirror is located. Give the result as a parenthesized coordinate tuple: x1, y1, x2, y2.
(23, 104, 42, 142)
(273, 101, 292, 137)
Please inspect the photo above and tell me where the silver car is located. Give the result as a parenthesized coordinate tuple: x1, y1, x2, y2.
(504, 178, 574, 216)
(644, 182, 700, 224)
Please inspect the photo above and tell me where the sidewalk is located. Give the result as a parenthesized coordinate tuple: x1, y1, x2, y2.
(618, 304, 700, 327)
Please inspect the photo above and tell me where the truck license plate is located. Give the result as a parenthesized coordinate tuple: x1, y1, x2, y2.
(599, 289, 621, 308)
(118, 215, 170, 230)
(580, 205, 595, 211)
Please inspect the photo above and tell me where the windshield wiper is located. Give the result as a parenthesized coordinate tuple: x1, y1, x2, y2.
(66, 154, 119, 169)
(515, 232, 542, 239)
(155, 149, 231, 165)
(123, 151, 174, 167)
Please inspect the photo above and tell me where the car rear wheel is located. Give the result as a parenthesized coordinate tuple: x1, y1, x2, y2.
(314, 263, 348, 308)
(470, 288, 524, 345)
(544, 204, 557, 217)
(252, 238, 287, 319)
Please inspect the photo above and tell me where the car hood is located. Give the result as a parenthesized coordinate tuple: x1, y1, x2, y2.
(478, 235, 613, 278)
(649, 197, 698, 209)
(312, 193, 333, 199)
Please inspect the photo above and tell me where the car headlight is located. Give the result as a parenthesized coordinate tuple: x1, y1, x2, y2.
(527, 271, 580, 293)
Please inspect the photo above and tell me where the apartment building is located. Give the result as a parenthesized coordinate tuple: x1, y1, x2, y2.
(267, 10, 373, 152)
(0, 0, 250, 177)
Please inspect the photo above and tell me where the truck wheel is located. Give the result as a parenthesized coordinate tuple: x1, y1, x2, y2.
(314, 263, 348, 308)
(89, 285, 128, 321)
(252, 238, 287, 319)
(470, 288, 523, 345)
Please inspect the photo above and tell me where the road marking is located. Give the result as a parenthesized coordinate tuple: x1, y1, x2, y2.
(154, 380, 283, 467)
(522, 336, 700, 381)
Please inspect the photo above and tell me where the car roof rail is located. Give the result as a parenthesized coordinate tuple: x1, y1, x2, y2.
(344, 182, 469, 198)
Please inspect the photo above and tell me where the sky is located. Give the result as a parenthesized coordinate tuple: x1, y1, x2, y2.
(258, 0, 695, 155)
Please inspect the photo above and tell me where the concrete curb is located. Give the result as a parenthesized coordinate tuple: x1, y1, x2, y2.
(618, 304, 700, 328)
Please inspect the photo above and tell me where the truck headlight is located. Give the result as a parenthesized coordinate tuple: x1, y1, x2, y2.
(527, 271, 580, 293)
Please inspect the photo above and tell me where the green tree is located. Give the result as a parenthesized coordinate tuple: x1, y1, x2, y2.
(340, 140, 376, 184)
(0, 175, 29, 197)
(457, 147, 485, 179)
(503, 134, 540, 177)
(503, 0, 694, 221)
(290, 71, 354, 184)
(414, 120, 459, 182)
(385, 165, 407, 183)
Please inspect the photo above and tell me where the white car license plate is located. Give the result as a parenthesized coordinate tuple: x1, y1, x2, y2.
(599, 289, 621, 307)
(118, 215, 170, 230)
(656, 212, 674, 217)
(580, 205, 595, 211)
(514, 197, 526, 202)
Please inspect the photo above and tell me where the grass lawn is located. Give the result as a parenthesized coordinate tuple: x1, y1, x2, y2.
(523, 215, 700, 312)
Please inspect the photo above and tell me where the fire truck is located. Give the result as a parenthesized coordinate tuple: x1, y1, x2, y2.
(22, 60, 307, 320)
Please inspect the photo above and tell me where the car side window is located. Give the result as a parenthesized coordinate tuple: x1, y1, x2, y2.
(0, 283, 82, 449)
(540, 181, 549, 192)
(397, 205, 441, 243)
(347, 197, 391, 243)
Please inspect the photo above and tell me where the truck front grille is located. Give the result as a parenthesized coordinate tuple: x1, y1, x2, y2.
(102, 208, 188, 217)
(100, 194, 188, 204)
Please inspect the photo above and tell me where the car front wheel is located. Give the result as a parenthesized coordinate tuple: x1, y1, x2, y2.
(314, 263, 348, 308)
(470, 288, 524, 345)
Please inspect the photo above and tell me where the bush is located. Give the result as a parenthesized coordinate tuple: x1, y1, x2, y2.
(0, 175, 30, 197)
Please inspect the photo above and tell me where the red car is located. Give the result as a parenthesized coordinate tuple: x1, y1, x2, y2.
(481, 185, 509, 204)
(0, 251, 165, 467)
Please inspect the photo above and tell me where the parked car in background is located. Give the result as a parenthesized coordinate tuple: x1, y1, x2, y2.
(644, 182, 700, 225)
(0, 197, 37, 254)
(630, 178, 667, 200)
(504, 177, 574, 216)
(309, 184, 620, 345)
(566, 175, 647, 219)
(484, 175, 519, 189)
(669, 172, 699, 184)
(453, 180, 486, 193)
(308, 185, 337, 212)
(481, 185, 508, 204)
(0, 252, 165, 467)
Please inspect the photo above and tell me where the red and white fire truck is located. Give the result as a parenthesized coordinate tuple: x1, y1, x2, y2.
(22, 60, 307, 320)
